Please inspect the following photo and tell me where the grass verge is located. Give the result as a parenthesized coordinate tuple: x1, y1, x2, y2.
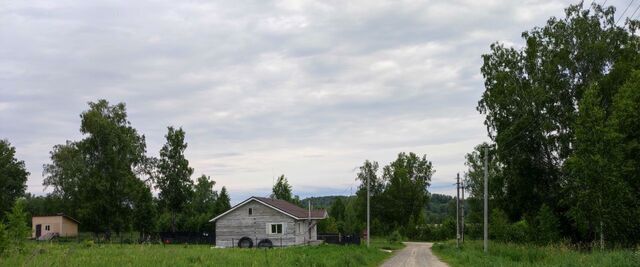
(431, 240, 640, 267)
(1, 242, 389, 267)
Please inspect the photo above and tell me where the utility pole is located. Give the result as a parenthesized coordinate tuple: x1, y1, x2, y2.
(483, 145, 489, 253)
(456, 173, 460, 248)
(461, 176, 465, 243)
(367, 171, 370, 247)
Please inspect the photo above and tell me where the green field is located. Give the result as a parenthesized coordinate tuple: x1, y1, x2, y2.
(0, 241, 391, 267)
(432, 240, 640, 267)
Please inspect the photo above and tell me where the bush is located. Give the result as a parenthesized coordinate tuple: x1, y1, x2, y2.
(387, 230, 403, 243)
(5, 200, 30, 253)
(534, 204, 560, 244)
(0, 222, 8, 256)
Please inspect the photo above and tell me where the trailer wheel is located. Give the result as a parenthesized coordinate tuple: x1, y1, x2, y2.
(257, 239, 273, 248)
(238, 237, 253, 248)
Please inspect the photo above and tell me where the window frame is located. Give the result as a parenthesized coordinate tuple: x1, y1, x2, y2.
(248, 208, 253, 215)
(45, 225, 50, 231)
(267, 223, 284, 235)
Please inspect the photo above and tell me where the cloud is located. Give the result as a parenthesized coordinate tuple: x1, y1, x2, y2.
(3, 0, 611, 203)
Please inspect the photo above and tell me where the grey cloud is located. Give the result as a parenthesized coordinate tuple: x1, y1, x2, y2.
(4, 0, 617, 200)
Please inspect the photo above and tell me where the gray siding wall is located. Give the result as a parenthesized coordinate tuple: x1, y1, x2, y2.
(216, 200, 318, 247)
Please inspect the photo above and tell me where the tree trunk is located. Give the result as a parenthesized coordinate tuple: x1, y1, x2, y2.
(600, 220, 604, 250)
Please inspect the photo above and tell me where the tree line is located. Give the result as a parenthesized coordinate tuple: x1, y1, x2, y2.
(1, 100, 232, 241)
(464, 3, 640, 247)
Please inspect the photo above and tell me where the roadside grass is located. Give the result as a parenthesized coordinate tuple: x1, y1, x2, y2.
(1, 242, 389, 267)
(431, 240, 640, 267)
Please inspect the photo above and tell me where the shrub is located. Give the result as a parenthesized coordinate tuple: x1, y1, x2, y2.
(534, 204, 560, 244)
(5, 200, 30, 253)
(0, 222, 8, 256)
(387, 230, 403, 243)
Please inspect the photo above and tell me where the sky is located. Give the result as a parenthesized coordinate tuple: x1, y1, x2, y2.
(1, 0, 635, 204)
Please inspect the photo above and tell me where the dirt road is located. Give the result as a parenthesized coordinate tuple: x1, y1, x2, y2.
(380, 242, 448, 267)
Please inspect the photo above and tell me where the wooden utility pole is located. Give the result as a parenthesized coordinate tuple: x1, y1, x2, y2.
(456, 173, 460, 248)
(483, 145, 489, 253)
(366, 171, 370, 247)
(461, 176, 465, 242)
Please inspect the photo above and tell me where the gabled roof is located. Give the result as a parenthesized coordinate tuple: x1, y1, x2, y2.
(32, 213, 80, 224)
(209, 196, 327, 222)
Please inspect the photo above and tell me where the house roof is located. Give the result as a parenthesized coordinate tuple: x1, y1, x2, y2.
(32, 213, 80, 224)
(209, 196, 327, 222)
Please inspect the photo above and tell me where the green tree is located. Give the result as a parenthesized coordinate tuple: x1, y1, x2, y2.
(478, 3, 640, 224)
(132, 180, 156, 240)
(380, 152, 433, 233)
(44, 100, 148, 238)
(329, 197, 345, 221)
(607, 71, 640, 245)
(271, 175, 293, 202)
(0, 221, 8, 255)
(187, 175, 218, 232)
(0, 139, 29, 217)
(5, 200, 30, 252)
(156, 126, 194, 232)
(215, 186, 231, 216)
(534, 204, 560, 244)
(565, 85, 630, 249)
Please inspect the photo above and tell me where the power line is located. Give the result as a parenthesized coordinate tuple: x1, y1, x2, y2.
(628, 2, 640, 19)
(616, 0, 636, 25)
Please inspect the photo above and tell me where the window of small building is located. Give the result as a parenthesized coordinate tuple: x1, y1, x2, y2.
(45, 225, 50, 231)
(270, 223, 283, 234)
(248, 208, 253, 215)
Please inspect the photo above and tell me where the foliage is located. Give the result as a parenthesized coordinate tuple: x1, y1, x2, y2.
(432, 240, 640, 267)
(472, 2, 640, 246)
(215, 187, 231, 216)
(4, 200, 30, 254)
(156, 126, 194, 233)
(533, 204, 560, 244)
(271, 175, 293, 202)
(328, 197, 345, 221)
(354, 153, 433, 237)
(0, 242, 391, 267)
(0, 139, 29, 218)
(0, 221, 8, 256)
(43, 100, 150, 237)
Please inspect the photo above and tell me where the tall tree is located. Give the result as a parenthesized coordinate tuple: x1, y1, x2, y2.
(156, 126, 194, 232)
(329, 197, 345, 221)
(381, 152, 433, 232)
(0, 140, 29, 217)
(271, 174, 293, 202)
(44, 100, 148, 237)
(44, 100, 146, 238)
(478, 3, 640, 223)
(215, 186, 231, 216)
(188, 174, 218, 232)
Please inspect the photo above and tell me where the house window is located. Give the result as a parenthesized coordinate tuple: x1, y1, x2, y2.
(270, 223, 283, 234)
(45, 225, 50, 231)
(248, 208, 252, 215)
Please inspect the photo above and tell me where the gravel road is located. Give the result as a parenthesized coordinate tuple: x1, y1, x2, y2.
(380, 242, 448, 267)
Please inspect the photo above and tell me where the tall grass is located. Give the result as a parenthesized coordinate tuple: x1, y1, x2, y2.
(431, 240, 640, 267)
(0, 242, 389, 267)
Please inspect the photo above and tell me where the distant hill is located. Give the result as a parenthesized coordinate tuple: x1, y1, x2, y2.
(300, 195, 355, 209)
(301, 193, 455, 224)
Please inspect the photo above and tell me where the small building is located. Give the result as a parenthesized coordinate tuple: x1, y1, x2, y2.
(210, 196, 327, 248)
(32, 213, 79, 239)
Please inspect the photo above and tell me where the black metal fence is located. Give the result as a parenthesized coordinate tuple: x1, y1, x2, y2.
(159, 232, 215, 244)
(317, 233, 361, 245)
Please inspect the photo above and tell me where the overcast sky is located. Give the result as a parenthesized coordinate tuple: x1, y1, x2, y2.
(1, 0, 633, 204)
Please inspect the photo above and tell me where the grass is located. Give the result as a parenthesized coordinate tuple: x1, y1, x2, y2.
(0, 242, 390, 267)
(431, 240, 640, 267)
